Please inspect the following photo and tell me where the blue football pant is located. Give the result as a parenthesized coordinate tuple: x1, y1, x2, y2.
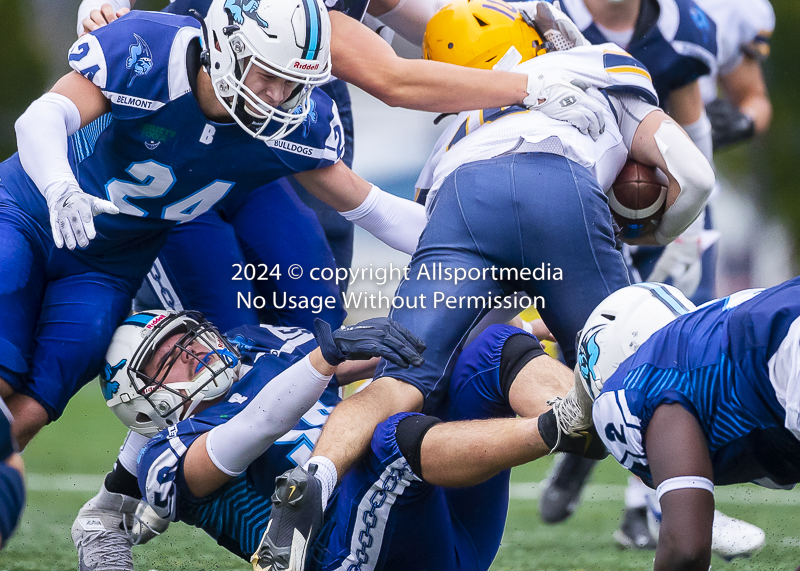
(320, 325, 523, 571)
(0, 187, 144, 420)
(376, 152, 630, 413)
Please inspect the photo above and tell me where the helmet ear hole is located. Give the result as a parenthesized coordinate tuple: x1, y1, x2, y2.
(136, 412, 152, 424)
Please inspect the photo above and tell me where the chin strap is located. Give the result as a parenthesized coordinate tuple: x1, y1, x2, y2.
(189, 9, 211, 71)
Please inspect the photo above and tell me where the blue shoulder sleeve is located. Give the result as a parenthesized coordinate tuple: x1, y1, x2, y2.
(67, 12, 200, 119)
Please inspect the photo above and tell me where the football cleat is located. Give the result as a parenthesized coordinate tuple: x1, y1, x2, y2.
(613, 507, 658, 550)
(711, 510, 765, 561)
(130, 501, 169, 545)
(538, 454, 597, 524)
(251, 464, 324, 571)
(72, 486, 138, 571)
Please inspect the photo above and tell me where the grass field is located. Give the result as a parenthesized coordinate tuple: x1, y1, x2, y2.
(3, 383, 800, 570)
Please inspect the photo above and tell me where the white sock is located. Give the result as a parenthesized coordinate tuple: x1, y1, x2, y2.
(117, 430, 151, 475)
(624, 476, 655, 509)
(305, 456, 337, 509)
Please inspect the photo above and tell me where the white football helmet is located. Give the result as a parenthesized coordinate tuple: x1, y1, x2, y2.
(202, 0, 332, 141)
(576, 283, 695, 400)
(101, 311, 241, 436)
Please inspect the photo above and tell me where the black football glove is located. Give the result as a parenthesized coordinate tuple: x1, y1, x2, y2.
(313, 317, 426, 368)
(707, 98, 755, 151)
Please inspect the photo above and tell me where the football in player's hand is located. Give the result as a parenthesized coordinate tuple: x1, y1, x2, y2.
(608, 160, 668, 241)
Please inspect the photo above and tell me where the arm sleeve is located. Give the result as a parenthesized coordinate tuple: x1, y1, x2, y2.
(14, 93, 83, 207)
(205, 355, 333, 476)
(681, 111, 714, 164)
(340, 185, 427, 255)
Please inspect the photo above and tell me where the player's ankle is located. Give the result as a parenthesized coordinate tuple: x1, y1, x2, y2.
(305, 456, 337, 508)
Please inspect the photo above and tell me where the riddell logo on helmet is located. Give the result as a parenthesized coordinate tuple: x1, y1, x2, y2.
(290, 59, 321, 72)
(145, 314, 169, 330)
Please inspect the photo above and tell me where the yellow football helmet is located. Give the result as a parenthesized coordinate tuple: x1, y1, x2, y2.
(423, 0, 546, 69)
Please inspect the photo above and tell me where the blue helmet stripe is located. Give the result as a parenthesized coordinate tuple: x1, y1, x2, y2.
(123, 313, 160, 327)
(302, 0, 322, 61)
(633, 283, 692, 316)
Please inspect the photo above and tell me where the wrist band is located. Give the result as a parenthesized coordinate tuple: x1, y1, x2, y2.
(656, 475, 714, 502)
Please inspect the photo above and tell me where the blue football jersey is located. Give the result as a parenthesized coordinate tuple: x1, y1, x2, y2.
(594, 277, 800, 488)
(137, 323, 340, 555)
(549, 0, 717, 107)
(0, 12, 343, 272)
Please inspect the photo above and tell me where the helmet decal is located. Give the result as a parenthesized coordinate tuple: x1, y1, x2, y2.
(126, 34, 154, 87)
(224, 0, 272, 32)
(577, 325, 602, 389)
(100, 359, 126, 400)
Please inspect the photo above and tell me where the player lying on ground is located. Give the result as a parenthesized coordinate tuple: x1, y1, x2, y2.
(571, 279, 800, 569)
(256, 2, 716, 567)
(1, 0, 440, 455)
(76, 310, 601, 570)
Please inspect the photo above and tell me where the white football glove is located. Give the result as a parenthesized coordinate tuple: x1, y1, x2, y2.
(527, 1, 588, 50)
(46, 181, 119, 250)
(648, 234, 703, 297)
(524, 76, 606, 140)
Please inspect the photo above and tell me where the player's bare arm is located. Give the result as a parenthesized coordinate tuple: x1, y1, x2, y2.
(646, 403, 715, 571)
(719, 56, 772, 134)
(330, 11, 528, 112)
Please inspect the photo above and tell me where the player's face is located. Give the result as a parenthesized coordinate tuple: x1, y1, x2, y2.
(241, 62, 298, 110)
(144, 332, 219, 387)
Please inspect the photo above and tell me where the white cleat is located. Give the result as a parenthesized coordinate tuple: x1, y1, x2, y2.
(72, 486, 138, 571)
(711, 510, 765, 562)
(130, 502, 169, 546)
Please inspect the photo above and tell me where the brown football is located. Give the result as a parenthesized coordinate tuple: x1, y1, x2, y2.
(608, 160, 668, 240)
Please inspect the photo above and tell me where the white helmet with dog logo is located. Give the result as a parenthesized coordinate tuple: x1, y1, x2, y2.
(101, 311, 241, 436)
(575, 283, 695, 401)
(202, 0, 332, 140)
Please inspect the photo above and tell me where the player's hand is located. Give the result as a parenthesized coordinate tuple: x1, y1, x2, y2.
(46, 183, 120, 250)
(313, 317, 426, 368)
(706, 98, 755, 150)
(529, 1, 588, 50)
(524, 76, 606, 140)
(80, 3, 130, 36)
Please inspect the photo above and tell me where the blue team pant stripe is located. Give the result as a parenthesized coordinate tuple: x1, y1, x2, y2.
(302, 0, 321, 60)
(633, 283, 692, 316)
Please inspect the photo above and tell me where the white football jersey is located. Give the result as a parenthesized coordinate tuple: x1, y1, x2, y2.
(416, 44, 659, 211)
(695, 0, 775, 103)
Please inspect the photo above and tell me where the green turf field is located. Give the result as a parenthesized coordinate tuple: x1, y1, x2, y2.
(2, 383, 800, 570)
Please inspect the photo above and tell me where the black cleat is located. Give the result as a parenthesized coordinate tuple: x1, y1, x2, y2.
(613, 507, 658, 550)
(538, 455, 597, 524)
(252, 465, 324, 571)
